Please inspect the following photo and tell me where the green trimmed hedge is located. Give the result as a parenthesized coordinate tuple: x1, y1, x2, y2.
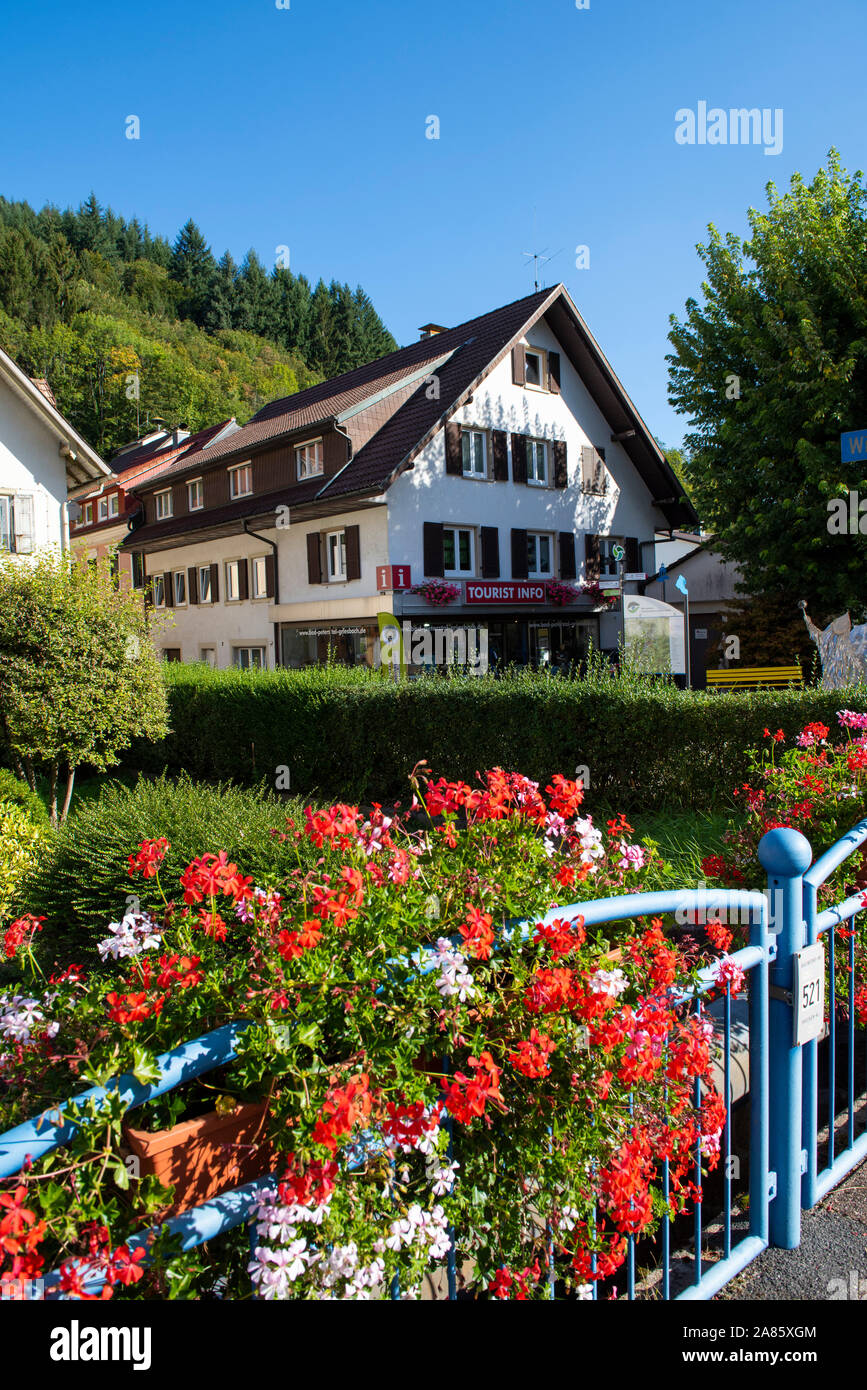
(122, 665, 867, 812)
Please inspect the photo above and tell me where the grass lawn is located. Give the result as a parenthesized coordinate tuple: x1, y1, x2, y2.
(627, 809, 734, 882)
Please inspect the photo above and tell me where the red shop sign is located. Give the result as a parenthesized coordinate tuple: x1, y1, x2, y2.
(464, 581, 546, 605)
(376, 565, 412, 591)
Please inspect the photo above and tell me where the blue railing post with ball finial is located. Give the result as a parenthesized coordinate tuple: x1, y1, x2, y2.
(758, 825, 813, 1250)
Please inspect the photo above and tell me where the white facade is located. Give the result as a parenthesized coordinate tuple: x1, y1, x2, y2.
(130, 288, 690, 670)
(0, 376, 73, 555)
(0, 350, 111, 558)
(388, 319, 659, 587)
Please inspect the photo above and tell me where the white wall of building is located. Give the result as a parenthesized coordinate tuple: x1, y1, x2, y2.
(0, 377, 68, 555)
(386, 319, 661, 582)
(146, 533, 278, 668)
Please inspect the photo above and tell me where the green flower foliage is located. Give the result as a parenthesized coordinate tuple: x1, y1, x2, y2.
(26, 773, 311, 949)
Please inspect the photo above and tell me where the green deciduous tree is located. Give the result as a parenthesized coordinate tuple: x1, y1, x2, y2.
(0, 553, 169, 825)
(667, 151, 867, 621)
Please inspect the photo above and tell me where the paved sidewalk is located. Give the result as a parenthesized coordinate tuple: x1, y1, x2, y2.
(721, 1156, 867, 1300)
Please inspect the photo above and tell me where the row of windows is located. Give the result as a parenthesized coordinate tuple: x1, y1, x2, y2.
(437, 526, 625, 580)
(442, 526, 555, 579)
(151, 556, 271, 608)
(460, 430, 551, 484)
(153, 440, 326, 521)
(74, 494, 120, 527)
(162, 646, 266, 669)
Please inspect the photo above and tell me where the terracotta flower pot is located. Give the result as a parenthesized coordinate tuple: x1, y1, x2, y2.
(123, 1100, 274, 1220)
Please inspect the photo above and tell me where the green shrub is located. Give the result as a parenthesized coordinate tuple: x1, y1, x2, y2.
(0, 803, 45, 924)
(0, 768, 49, 826)
(123, 663, 867, 813)
(24, 773, 312, 952)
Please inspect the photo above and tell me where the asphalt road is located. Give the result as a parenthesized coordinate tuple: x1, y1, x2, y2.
(721, 1156, 867, 1301)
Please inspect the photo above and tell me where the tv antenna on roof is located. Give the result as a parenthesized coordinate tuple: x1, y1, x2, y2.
(522, 246, 564, 292)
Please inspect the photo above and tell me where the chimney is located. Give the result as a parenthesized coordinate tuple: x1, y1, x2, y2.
(419, 323, 448, 340)
(31, 377, 57, 409)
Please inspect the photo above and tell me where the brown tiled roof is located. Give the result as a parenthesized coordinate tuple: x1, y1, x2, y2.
(123, 285, 698, 541)
(111, 421, 233, 478)
(319, 288, 555, 499)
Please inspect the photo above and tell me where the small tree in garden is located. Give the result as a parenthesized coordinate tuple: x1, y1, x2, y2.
(0, 550, 169, 825)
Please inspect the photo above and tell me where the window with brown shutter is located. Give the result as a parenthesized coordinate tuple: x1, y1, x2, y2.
(423, 521, 445, 578)
(584, 534, 601, 582)
(345, 525, 361, 581)
(480, 526, 500, 578)
(559, 533, 576, 580)
(265, 553, 276, 598)
(187, 566, 199, 604)
(553, 440, 568, 489)
(492, 430, 509, 482)
(511, 528, 529, 579)
(625, 537, 641, 573)
(511, 434, 528, 485)
(307, 532, 323, 584)
(580, 445, 607, 494)
(237, 558, 249, 601)
(210, 562, 220, 602)
(444, 422, 463, 476)
(548, 351, 561, 394)
(511, 345, 526, 386)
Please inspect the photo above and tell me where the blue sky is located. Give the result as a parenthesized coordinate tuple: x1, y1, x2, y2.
(1, 0, 865, 446)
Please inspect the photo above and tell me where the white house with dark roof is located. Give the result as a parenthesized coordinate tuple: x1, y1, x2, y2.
(0, 345, 112, 558)
(121, 285, 696, 670)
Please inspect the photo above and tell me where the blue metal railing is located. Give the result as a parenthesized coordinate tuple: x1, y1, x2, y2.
(801, 818, 867, 1212)
(0, 885, 774, 1301)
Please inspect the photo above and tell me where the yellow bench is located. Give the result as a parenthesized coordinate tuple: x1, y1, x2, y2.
(705, 665, 803, 690)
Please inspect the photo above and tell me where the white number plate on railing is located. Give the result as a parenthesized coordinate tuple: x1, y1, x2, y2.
(794, 943, 825, 1046)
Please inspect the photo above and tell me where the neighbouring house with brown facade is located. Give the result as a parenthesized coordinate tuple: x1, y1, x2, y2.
(121, 285, 697, 670)
(70, 420, 239, 588)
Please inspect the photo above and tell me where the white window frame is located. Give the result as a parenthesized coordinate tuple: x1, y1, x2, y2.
(599, 537, 623, 578)
(0, 494, 34, 553)
(199, 647, 216, 667)
(78, 501, 93, 527)
(153, 574, 166, 608)
(225, 559, 241, 602)
(443, 526, 475, 577)
(188, 478, 204, 511)
(98, 496, 108, 522)
(173, 571, 187, 607)
(229, 463, 253, 499)
(232, 645, 266, 670)
(198, 565, 212, 604)
(326, 530, 347, 583)
(296, 439, 324, 481)
(523, 346, 547, 392)
(0, 496, 12, 551)
(526, 438, 548, 487)
(251, 555, 269, 599)
(527, 532, 553, 579)
(461, 429, 487, 479)
(155, 490, 173, 521)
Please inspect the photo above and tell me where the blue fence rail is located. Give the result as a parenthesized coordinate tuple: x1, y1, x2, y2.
(1, 822, 866, 1300)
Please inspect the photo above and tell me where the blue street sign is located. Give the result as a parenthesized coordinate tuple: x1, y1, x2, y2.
(841, 429, 867, 463)
(657, 563, 668, 580)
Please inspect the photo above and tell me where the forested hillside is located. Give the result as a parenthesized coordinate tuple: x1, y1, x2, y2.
(0, 194, 398, 457)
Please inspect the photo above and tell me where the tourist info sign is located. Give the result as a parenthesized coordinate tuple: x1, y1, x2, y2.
(793, 942, 825, 1046)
